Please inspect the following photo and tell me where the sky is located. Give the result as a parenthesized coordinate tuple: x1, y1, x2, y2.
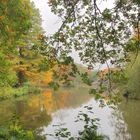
(31, 0, 61, 35)
(31, 0, 114, 35)
(31, 0, 115, 68)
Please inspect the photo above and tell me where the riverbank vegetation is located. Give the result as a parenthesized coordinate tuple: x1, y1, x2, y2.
(0, 0, 45, 99)
(123, 53, 140, 99)
(0, 0, 63, 99)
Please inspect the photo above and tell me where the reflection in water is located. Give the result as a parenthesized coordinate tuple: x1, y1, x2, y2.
(15, 99, 52, 129)
(111, 109, 131, 140)
(119, 100, 140, 140)
(44, 98, 132, 140)
(0, 87, 139, 140)
(0, 87, 91, 130)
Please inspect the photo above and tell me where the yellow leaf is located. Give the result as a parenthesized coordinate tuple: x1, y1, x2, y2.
(0, 15, 5, 21)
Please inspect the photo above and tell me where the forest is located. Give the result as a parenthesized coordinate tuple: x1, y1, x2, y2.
(0, 0, 140, 140)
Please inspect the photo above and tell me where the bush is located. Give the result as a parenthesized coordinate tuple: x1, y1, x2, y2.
(0, 83, 41, 100)
(125, 54, 140, 99)
(0, 124, 34, 140)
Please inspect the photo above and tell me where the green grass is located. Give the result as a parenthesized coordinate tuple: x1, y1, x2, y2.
(0, 83, 41, 101)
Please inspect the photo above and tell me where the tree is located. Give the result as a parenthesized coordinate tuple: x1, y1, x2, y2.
(13, 2, 45, 86)
(124, 52, 140, 99)
(0, 0, 33, 87)
(0, 0, 46, 87)
(47, 0, 139, 92)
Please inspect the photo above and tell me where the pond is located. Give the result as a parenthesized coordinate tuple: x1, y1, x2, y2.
(0, 87, 139, 140)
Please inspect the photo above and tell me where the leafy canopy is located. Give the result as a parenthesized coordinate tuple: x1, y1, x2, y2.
(48, 0, 139, 69)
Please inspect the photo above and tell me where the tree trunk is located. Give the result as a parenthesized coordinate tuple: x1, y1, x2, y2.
(17, 47, 25, 86)
(17, 70, 25, 86)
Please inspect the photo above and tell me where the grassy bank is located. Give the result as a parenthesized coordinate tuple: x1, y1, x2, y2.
(0, 83, 41, 101)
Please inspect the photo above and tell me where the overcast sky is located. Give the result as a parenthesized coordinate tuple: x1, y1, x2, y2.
(31, 0, 61, 35)
(31, 0, 114, 35)
(31, 0, 115, 68)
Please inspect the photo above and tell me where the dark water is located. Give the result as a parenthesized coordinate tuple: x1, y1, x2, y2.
(0, 87, 139, 140)
(119, 100, 140, 140)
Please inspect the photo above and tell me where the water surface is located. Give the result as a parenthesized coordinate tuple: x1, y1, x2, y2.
(0, 87, 139, 140)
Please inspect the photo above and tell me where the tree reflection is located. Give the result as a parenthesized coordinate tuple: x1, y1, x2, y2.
(111, 108, 131, 140)
(119, 100, 140, 140)
(15, 98, 52, 129)
(0, 87, 91, 139)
